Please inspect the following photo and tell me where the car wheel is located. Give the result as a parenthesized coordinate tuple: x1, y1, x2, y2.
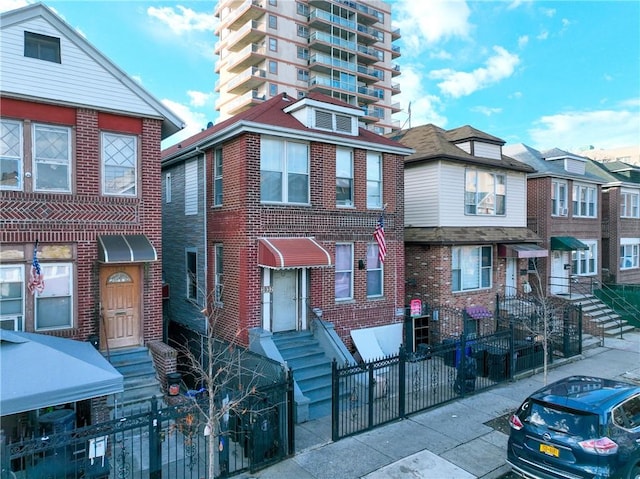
(624, 460, 640, 479)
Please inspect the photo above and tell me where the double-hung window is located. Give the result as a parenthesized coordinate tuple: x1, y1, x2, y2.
(336, 148, 353, 207)
(552, 180, 568, 216)
(465, 169, 505, 215)
(366, 152, 382, 209)
(335, 244, 353, 300)
(260, 137, 309, 204)
(215, 244, 224, 304)
(0, 265, 24, 331)
(366, 243, 383, 297)
(452, 245, 492, 292)
(214, 148, 223, 206)
(572, 240, 597, 275)
(572, 183, 597, 218)
(35, 263, 73, 330)
(0, 119, 23, 191)
(620, 242, 639, 270)
(102, 132, 137, 196)
(621, 190, 639, 218)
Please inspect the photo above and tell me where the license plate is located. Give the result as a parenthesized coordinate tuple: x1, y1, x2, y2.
(539, 444, 559, 457)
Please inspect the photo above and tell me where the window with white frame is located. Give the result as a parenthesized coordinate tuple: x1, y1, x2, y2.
(297, 24, 309, 38)
(0, 119, 23, 191)
(297, 69, 309, 82)
(186, 249, 198, 302)
(296, 2, 309, 16)
(621, 190, 640, 218)
(572, 240, 597, 275)
(0, 265, 24, 331)
(214, 148, 223, 206)
(620, 242, 639, 270)
(366, 243, 383, 297)
(335, 243, 353, 300)
(572, 183, 597, 217)
(552, 180, 568, 216)
(35, 263, 73, 330)
(102, 132, 137, 196)
(452, 245, 492, 292)
(336, 148, 353, 207)
(366, 151, 382, 209)
(260, 137, 309, 204)
(165, 173, 171, 203)
(464, 169, 505, 215)
(297, 47, 309, 60)
(34, 124, 71, 192)
(215, 244, 224, 303)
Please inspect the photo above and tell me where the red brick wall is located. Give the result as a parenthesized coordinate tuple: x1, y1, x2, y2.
(205, 133, 405, 348)
(0, 98, 164, 344)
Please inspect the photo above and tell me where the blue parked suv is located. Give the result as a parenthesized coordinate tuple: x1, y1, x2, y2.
(507, 375, 640, 479)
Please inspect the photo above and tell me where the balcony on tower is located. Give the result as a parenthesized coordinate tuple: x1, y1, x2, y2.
(227, 66, 267, 94)
(226, 42, 267, 73)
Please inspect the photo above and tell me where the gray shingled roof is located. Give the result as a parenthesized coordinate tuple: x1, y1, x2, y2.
(503, 143, 604, 183)
(390, 124, 534, 173)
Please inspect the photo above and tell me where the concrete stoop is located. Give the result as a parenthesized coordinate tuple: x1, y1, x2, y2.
(104, 346, 165, 416)
(568, 295, 636, 337)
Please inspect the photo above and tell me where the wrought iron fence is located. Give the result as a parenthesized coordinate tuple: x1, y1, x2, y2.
(1, 377, 294, 479)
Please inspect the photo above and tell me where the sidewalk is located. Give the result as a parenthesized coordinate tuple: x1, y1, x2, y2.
(239, 332, 640, 479)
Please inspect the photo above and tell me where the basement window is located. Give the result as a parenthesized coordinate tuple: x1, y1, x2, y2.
(24, 31, 61, 63)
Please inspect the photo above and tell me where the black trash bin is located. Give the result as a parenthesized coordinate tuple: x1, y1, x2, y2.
(167, 372, 182, 396)
(487, 346, 509, 381)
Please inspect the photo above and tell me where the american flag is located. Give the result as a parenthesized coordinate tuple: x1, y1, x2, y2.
(27, 241, 45, 295)
(373, 214, 386, 263)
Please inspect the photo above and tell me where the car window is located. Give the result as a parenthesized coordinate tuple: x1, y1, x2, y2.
(612, 395, 640, 430)
(520, 400, 600, 438)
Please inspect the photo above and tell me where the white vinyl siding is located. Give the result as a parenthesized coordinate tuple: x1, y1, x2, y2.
(454, 141, 501, 160)
(184, 159, 198, 215)
(1, 17, 160, 118)
(405, 162, 527, 227)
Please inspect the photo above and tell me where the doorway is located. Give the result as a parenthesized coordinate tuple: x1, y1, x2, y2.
(100, 265, 142, 349)
(271, 270, 299, 333)
(550, 251, 569, 295)
(505, 258, 518, 296)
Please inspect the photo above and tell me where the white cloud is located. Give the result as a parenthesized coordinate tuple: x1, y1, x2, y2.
(160, 99, 213, 149)
(397, 66, 447, 128)
(429, 49, 453, 60)
(518, 35, 529, 48)
(471, 106, 502, 116)
(147, 6, 217, 35)
(529, 105, 640, 150)
(429, 46, 520, 98)
(536, 30, 549, 40)
(0, 0, 29, 13)
(187, 90, 214, 108)
(394, 0, 472, 54)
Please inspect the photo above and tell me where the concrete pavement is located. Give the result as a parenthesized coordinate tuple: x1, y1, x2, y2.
(238, 332, 640, 479)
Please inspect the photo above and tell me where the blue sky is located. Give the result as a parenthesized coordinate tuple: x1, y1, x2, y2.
(3, 0, 639, 152)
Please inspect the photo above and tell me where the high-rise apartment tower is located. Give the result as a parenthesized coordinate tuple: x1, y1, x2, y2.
(214, 0, 401, 134)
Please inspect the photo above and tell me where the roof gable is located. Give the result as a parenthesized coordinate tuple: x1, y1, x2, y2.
(390, 124, 534, 173)
(162, 93, 413, 161)
(0, 2, 183, 139)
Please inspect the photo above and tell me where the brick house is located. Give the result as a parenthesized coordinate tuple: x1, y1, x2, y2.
(161, 93, 412, 419)
(504, 145, 604, 295)
(0, 3, 183, 425)
(393, 125, 545, 323)
(587, 160, 640, 285)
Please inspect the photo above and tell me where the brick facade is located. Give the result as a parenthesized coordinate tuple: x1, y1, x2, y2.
(0, 98, 164, 345)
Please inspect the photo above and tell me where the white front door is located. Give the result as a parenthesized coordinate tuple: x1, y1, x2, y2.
(505, 258, 517, 296)
(550, 251, 569, 295)
(271, 270, 298, 332)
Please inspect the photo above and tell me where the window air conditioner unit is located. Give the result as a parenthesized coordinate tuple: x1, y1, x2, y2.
(0, 315, 21, 331)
